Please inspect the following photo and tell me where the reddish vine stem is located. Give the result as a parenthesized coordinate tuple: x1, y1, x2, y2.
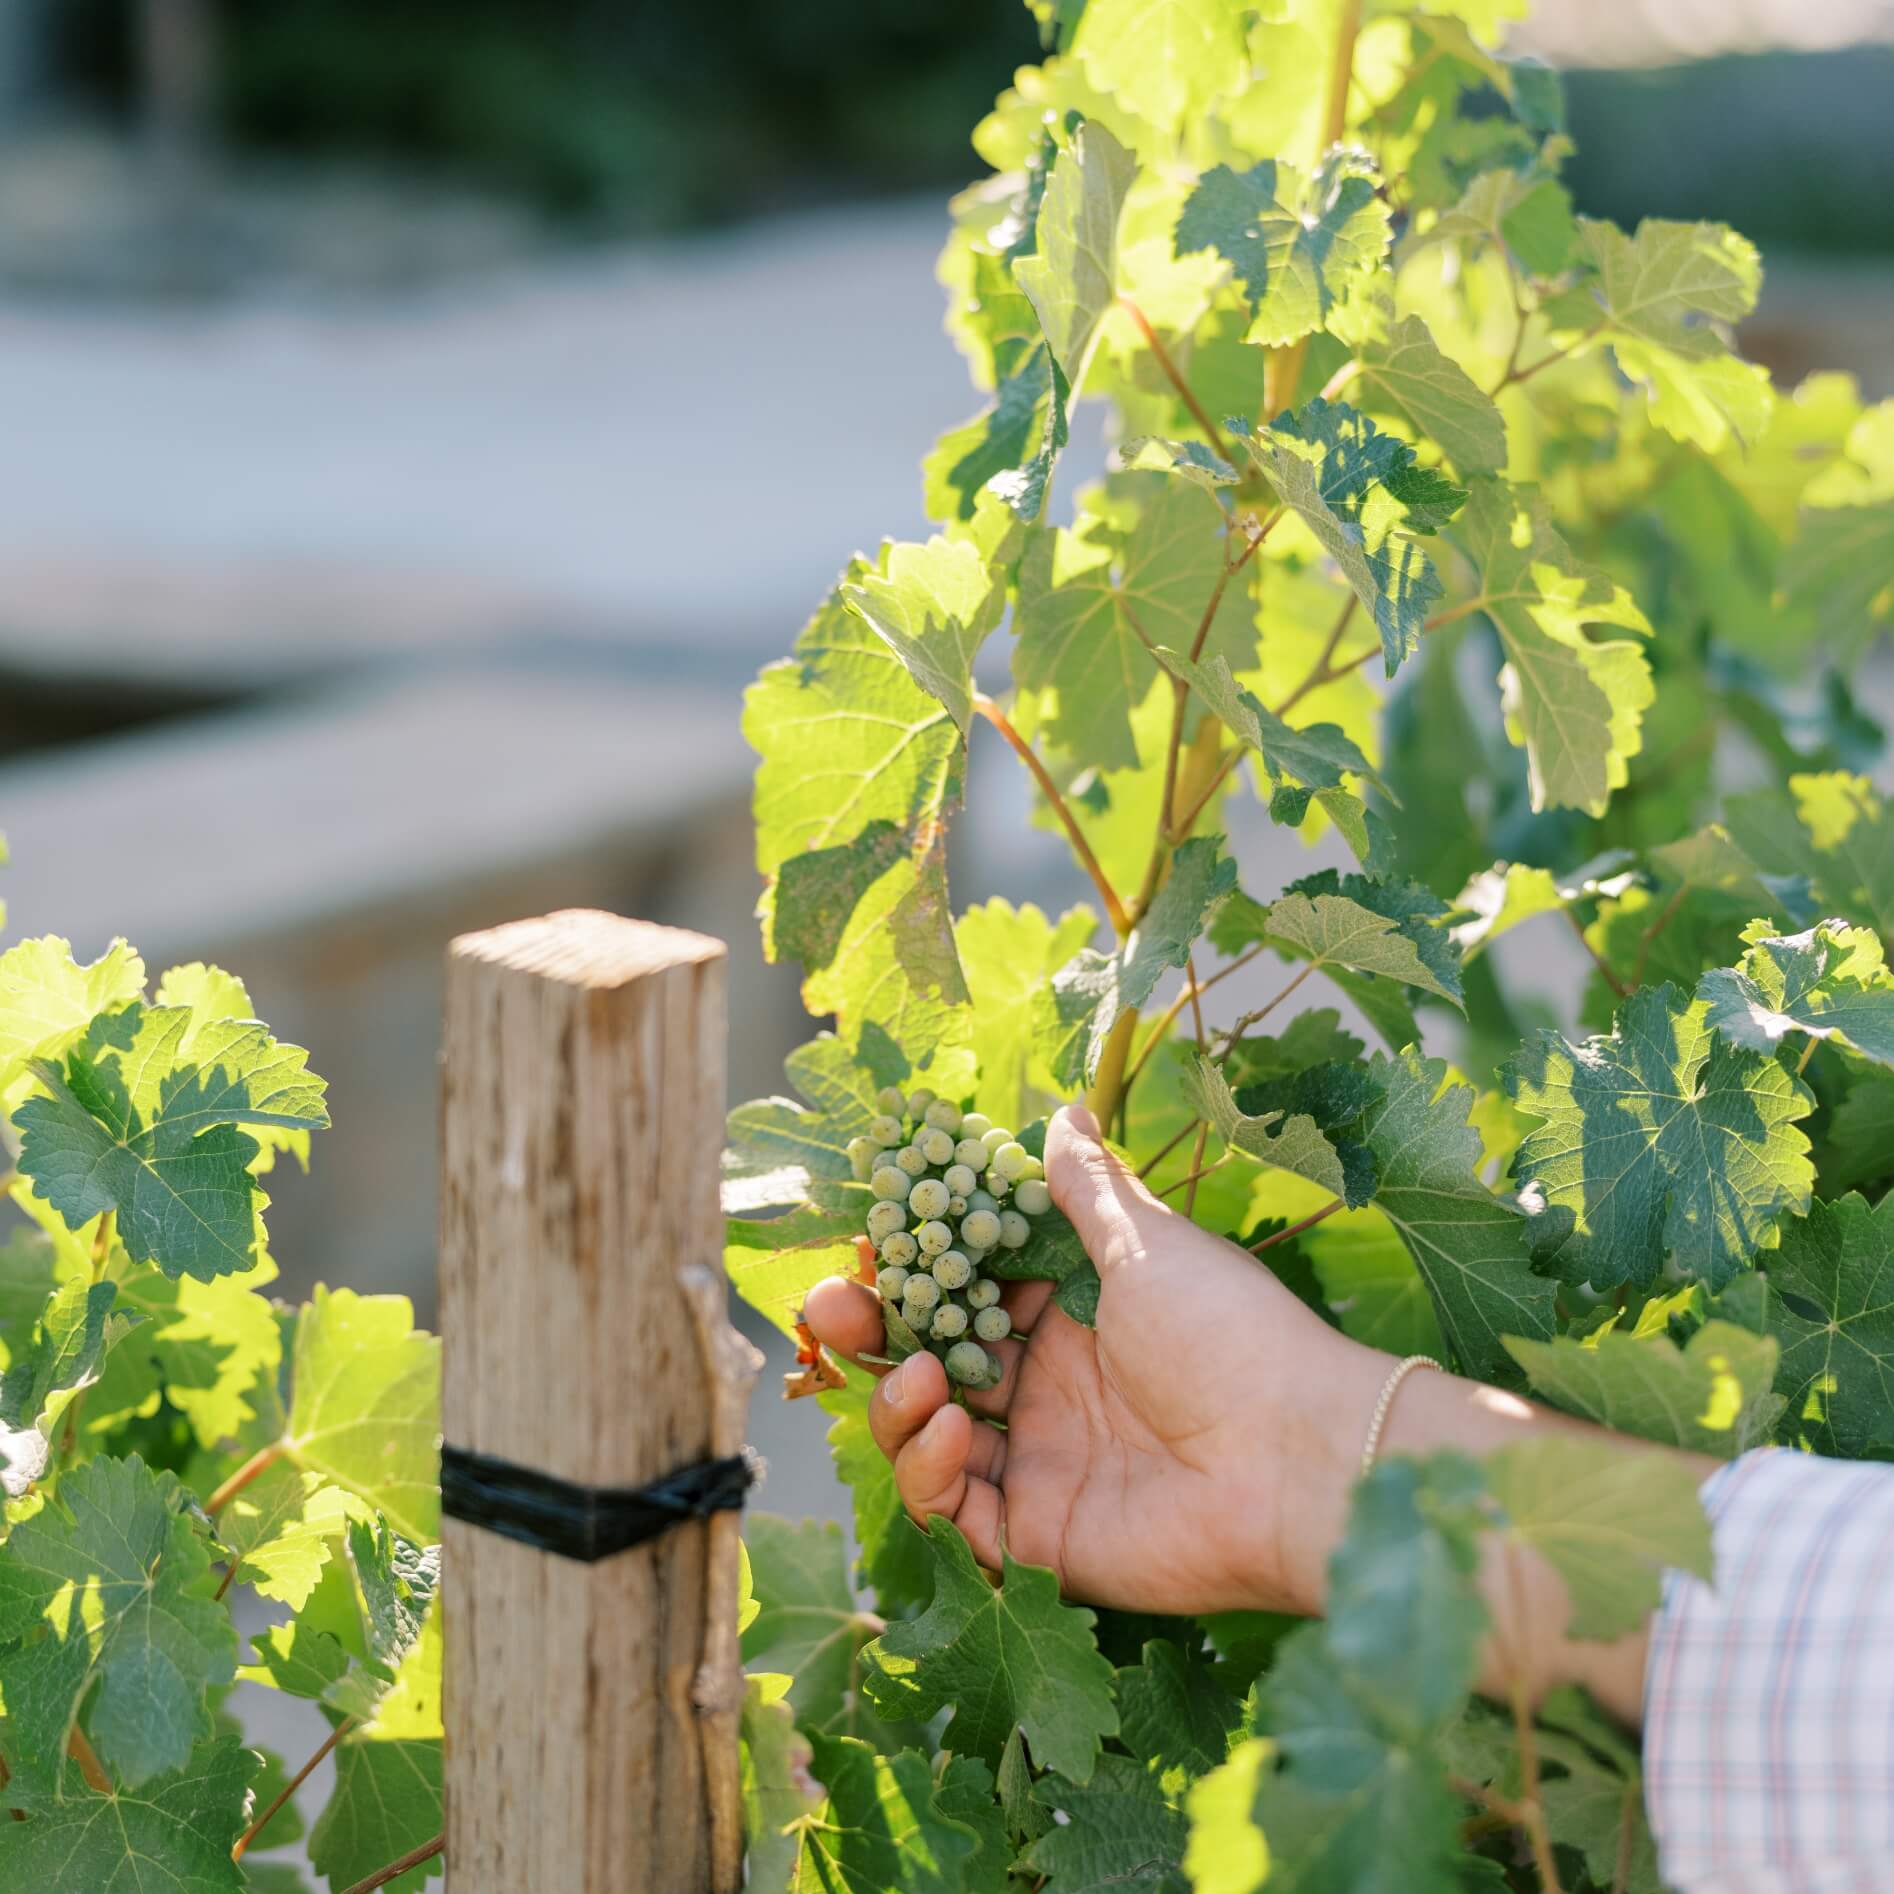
(1564, 907, 1629, 1000)
(1278, 594, 1492, 709)
(1271, 597, 1358, 720)
(1170, 741, 1248, 843)
(68, 1728, 111, 1794)
(1492, 324, 1606, 395)
(972, 694, 1131, 937)
(1181, 1123, 1212, 1219)
(1123, 938, 1278, 1098)
(1248, 1197, 1344, 1253)
(232, 1717, 357, 1861)
(1157, 1154, 1227, 1203)
(1218, 963, 1317, 1054)
(338, 1835, 444, 1894)
(1504, 1550, 1565, 1893)
(1136, 1117, 1201, 1180)
(1117, 295, 1230, 464)
(205, 1440, 286, 1519)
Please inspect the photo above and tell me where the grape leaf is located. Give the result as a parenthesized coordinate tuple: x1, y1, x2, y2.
(307, 1740, 443, 1894)
(1576, 217, 1770, 450)
(1231, 400, 1450, 674)
(1459, 481, 1654, 817)
(1535, 1725, 1661, 1894)
(739, 1673, 823, 1894)
(1042, 836, 1236, 1084)
(216, 1463, 356, 1609)
(16, 1003, 328, 1283)
(0, 935, 146, 1094)
(1020, 1753, 1189, 1892)
(0, 1453, 236, 1789)
(0, 1276, 122, 1495)
(1447, 862, 1569, 958)
(1781, 497, 1894, 666)
(1071, 0, 1246, 134)
(1013, 475, 1260, 771)
(1359, 1050, 1553, 1379)
(1699, 917, 1894, 1067)
(844, 534, 1005, 741)
(1114, 1638, 1244, 1788)
(1765, 1192, 1894, 1455)
(1417, 166, 1576, 276)
(1503, 1318, 1784, 1457)
(1789, 771, 1894, 941)
(724, 1033, 883, 1217)
(1182, 1737, 1273, 1894)
(958, 899, 1100, 1129)
(863, 1514, 1118, 1779)
(284, 1287, 441, 1544)
(1175, 152, 1391, 348)
(1351, 312, 1507, 475)
(1823, 1069, 1894, 1195)
(1485, 1434, 1712, 1640)
(1014, 119, 1138, 386)
(1264, 885, 1460, 1006)
(1181, 1054, 1371, 1206)
(1504, 983, 1816, 1291)
(795, 1736, 986, 1894)
(1150, 647, 1388, 797)
(0, 1735, 255, 1892)
(740, 1513, 885, 1740)
(1302, 1209, 1446, 1359)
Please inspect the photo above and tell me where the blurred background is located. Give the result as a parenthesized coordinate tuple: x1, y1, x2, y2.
(0, 0, 1891, 1459)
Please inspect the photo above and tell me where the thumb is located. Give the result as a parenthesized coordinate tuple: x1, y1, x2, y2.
(1046, 1103, 1172, 1272)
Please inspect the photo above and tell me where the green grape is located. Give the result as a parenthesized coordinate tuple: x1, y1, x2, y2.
(868, 1113, 904, 1149)
(903, 1274, 941, 1314)
(907, 1177, 950, 1219)
(916, 1218, 954, 1255)
(948, 1194, 968, 1216)
(980, 1126, 1014, 1157)
(991, 1141, 1032, 1182)
(879, 1229, 919, 1268)
(943, 1162, 977, 1197)
(906, 1088, 937, 1119)
(1014, 1154, 1045, 1183)
(918, 1126, 957, 1166)
(895, 1145, 929, 1176)
(871, 1165, 911, 1202)
(944, 1340, 992, 1386)
(931, 1303, 969, 1340)
(960, 1111, 993, 1142)
(932, 1249, 973, 1290)
(954, 1137, 989, 1169)
(998, 1209, 1031, 1249)
(845, 1134, 880, 1180)
(1012, 1179, 1052, 1217)
(984, 1170, 1011, 1200)
(866, 1200, 906, 1244)
(924, 1099, 963, 1134)
(876, 1264, 911, 1300)
(965, 1277, 1001, 1311)
(960, 1208, 1001, 1250)
(875, 1085, 907, 1117)
(973, 1305, 1012, 1343)
(966, 1188, 999, 1216)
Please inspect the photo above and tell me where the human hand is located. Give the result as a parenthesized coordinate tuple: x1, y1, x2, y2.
(802, 1103, 1392, 1617)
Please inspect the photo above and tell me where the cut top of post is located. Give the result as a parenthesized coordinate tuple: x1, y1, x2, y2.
(451, 908, 725, 987)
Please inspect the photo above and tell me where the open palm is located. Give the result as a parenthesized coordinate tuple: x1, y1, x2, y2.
(803, 1106, 1378, 1618)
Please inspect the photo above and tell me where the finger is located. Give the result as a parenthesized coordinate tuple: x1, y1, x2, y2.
(869, 1348, 951, 1459)
(894, 1403, 1006, 1567)
(803, 1275, 890, 1375)
(998, 1278, 1054, 1334)
(1046, 1103, 1172, 1272)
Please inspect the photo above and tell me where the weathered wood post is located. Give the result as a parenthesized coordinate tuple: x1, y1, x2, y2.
(439, 910, 759, 1890)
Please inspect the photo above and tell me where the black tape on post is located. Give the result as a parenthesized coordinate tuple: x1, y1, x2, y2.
(441, 1442, 757, 1564)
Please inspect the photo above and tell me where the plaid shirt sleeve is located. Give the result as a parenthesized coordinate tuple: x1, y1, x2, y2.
(1643, 1447, 1894, 1893)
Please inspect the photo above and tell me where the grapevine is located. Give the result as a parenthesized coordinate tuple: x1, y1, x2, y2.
(724, 0, 1894, 1887)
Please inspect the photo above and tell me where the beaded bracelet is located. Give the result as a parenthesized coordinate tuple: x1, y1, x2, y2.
(1359, 1354, 1444, 1476)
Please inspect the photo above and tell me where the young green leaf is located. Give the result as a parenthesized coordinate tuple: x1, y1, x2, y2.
(1505, 983, 1816, 1290)
(1485, 1433, 1712, 1640)
(863, 1514, 1118, 1779)
(738, 1673, 822, 1894)
(1698, 917, 1894, 1068)
(1350, 312, 1507, 475)
(1504, 1317, 1784, 1457)
(1176, 152, 1391, 347)
(214, 1462, 355, 1609)
(958, 899, 1099, 1128)
(0, 1275, 122, 1495)
(1070, 0, 1246, 135)
(0, 1454, 237, 1789)
(1264, 876, 1462, 1007)
(0, 935, 146, 1094)
(1458, 481, 1654, 816)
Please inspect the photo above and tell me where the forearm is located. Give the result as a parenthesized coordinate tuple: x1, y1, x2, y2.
(1284, 1341, 1714, 1726)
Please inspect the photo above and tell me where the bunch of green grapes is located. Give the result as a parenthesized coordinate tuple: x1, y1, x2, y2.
(845, 1086, 1050, 1390)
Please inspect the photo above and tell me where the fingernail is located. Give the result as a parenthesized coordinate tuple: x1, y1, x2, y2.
(882, 1356, 909, 1403)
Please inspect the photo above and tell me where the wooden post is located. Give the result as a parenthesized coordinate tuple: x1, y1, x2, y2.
(440, 910, 759, 1891)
